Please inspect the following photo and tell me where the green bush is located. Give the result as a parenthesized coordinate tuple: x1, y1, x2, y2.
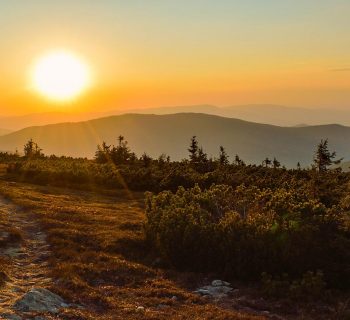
(145, 184, 350, 288)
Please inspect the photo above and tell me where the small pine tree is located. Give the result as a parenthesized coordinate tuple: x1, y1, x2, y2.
(188, 136, 199, 163)
(219, 146, 229, 165)
(158, 153, 167, 168)
(234, 154, 245, 166)
(141, 152, 152, 167)
(313, 139, 342, 172)
(111, 136, 132, 164)
(23, 139, 43, 158)
(95, 142, 111, 163)
(197, 147, 208, 163)
(272, 157, 281, 169)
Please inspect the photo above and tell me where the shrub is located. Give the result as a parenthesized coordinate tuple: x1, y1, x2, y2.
(145, 184, 350, 288)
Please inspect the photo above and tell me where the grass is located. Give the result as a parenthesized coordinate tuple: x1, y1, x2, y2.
(0, 180, 263, 319)
(0, 192, 22, 287)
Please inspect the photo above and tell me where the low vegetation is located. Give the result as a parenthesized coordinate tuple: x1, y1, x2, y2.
(145, 184, 350, 290)
(0, 136, 349, 318)
(0, 181, 264, 319)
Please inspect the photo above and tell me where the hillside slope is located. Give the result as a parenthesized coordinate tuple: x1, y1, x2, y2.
(2, 104, 350, 130)
(123, 104, 350, 127)
(0, 113, 348, 167)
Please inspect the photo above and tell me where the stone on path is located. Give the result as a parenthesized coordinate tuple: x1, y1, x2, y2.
(194, 279, 233, 299)
(13, 287, 67, 313)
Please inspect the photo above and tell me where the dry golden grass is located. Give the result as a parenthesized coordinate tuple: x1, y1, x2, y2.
(0, 193, 22, 287)
(0, 181, 265, 319)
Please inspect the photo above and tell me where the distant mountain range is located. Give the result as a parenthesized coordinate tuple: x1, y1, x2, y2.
(0, 113, 349, 167)
(1, 104, 350, 131)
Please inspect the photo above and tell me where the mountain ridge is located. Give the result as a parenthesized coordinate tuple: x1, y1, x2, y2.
(0, 113, 349, 167)
(1, 104, 350, 130)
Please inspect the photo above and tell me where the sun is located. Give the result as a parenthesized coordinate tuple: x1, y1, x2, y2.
(32, 50, 91, 101)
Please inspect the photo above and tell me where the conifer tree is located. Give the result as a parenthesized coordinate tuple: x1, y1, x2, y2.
(234, 154, 245, 166)
(219, 146, 229, 165)
(24, 139, 43, 158)
(272, 157, 281, 169)
(313, 139, 342, 172)
(197, 147, 208, 163)
(188, 136, 199, 163)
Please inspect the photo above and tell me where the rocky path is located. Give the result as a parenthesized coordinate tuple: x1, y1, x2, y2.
(0, 197, 53, 317)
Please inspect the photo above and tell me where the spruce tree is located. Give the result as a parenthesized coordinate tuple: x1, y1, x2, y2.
(219, 146, 229, 165)
(272, 157, 281, 169)
(313, 139, 342, 172)
(188, 136, 199, 163)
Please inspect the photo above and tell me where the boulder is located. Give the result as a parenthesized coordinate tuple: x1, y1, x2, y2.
(211, 279, 230, 287)
(194, 280, 233, 298)
(13, 288, 67, 313)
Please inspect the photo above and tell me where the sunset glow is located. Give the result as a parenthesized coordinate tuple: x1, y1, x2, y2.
(32, 51, 91, 102)
(0, 1, 348, 114)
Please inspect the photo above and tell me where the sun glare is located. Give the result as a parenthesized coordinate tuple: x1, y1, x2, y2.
(32, 50, 91, 101)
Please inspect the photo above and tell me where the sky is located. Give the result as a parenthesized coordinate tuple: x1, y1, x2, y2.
(0, 0, 349, 116)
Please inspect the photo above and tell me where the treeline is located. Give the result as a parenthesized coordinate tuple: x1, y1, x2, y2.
(0, 136, 346, 194)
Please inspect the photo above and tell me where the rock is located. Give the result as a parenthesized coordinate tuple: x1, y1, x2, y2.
(211, 280, 230, 287)
(194, 288, 211, 296)
(171, 295, 178, 301)
(194, 280, 233, 299)
(206, 285, 232, 298)
(13, 287, 67, 313)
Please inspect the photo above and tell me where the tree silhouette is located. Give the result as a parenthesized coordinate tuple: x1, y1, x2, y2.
(313, 139, 342, 172)
(24, 139, 43, 158)
(188, 136, 199, 163)
(219, 146, 229, 165)
(111, 136, 133, 164)
(234, 154, 245, 166)
(95, 142, 111, 163)
(141, 152, 152, 167)
(272, 157, 281, 169)
(197, 147, 208, 163)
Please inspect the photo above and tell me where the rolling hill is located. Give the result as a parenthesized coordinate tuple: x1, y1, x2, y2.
(0, 113, 349, 167)
(1, 104, 350, 131)
(122, 104, 350, 127)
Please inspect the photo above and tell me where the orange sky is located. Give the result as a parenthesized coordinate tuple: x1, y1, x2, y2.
(0, 1, 349, 116)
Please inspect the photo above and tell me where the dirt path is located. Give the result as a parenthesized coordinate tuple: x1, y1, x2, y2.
(0, 197, 52, 314)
